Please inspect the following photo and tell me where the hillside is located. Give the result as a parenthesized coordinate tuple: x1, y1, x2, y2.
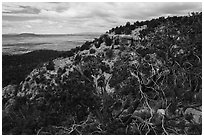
(2, 12, 202, 135)
(2, 50, 66, 87)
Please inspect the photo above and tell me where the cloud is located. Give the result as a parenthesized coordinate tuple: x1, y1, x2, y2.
(2, 2, 202, 34)
(3, 5, 40, 14)
(112, 2, 202, 20)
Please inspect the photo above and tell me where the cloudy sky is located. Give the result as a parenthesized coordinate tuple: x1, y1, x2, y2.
(2, 2, 202, 34)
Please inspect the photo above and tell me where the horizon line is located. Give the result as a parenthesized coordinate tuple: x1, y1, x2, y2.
(2, 32, 104, 35)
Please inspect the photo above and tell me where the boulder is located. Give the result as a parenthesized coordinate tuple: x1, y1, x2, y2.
(2, 85, 17, 99)
(118, 35, 133, 46)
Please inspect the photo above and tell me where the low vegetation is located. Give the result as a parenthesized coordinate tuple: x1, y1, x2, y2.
(2, 12, 202, 135)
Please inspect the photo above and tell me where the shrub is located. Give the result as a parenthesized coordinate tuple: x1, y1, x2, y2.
(104, 36, 112, 46)
(105, 49, 114, 59)
(89, 48, 96, 54)
(80, 41, 92, 51)
(124, 27, 132, 35)
(46, 60, 55, 71)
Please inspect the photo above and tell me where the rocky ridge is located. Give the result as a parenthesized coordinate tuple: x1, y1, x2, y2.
(2, 13, 202, 135)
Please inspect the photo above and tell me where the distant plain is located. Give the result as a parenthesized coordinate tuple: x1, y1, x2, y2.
(2, 33, 100, 55)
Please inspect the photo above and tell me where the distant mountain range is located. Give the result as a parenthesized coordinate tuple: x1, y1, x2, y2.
(3, 32, 102, 37)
